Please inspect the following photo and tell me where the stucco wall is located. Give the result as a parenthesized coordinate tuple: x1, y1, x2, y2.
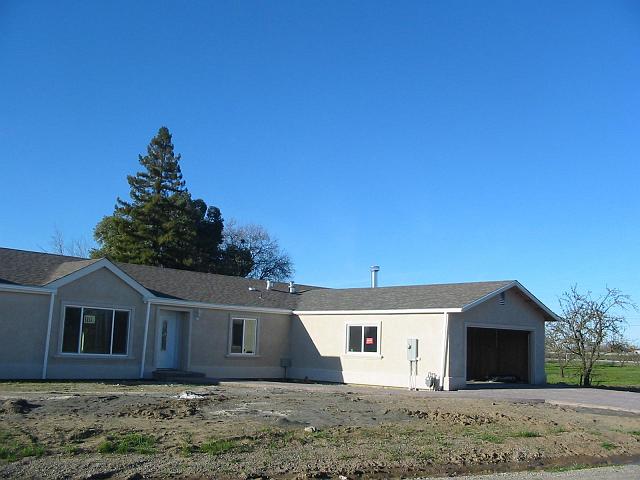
(289, 313, 446, 388)
(448, 287, 548, 390)
(0, 291, 50, 379)
(46, 267, 147, 379)
(187, 309, 291, 378)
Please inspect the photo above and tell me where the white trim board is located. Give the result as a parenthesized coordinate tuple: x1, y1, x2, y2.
(149, 298, 291, 315)
(294, 308, 462, 315)
(0, 284, 55, 295)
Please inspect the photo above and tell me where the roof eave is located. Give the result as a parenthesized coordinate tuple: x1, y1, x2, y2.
(293, 308, 463, 315)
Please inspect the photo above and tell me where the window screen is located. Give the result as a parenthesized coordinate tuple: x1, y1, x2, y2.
(231, 319, 244, 354)
(230, 318, 257, 355)
(62, 307, 81, 353)
(348, 325, 362, 352)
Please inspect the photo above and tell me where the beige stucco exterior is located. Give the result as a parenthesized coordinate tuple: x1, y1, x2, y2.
(289, 312, 446, 388)
(0, 266, 292, 380)
(447, 287, 547, 390)
(289, 288, 547, 390)
(46, 267, 148, 379)
(0, 290, 51, 378)
(0, 266, 548, 390)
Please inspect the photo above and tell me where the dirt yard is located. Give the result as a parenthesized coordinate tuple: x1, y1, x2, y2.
(1, 380, 639, 479)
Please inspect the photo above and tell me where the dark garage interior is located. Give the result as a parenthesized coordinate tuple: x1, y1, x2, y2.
(466, 327, 530, 383)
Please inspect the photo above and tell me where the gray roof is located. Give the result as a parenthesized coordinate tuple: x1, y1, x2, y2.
(0, 248, 526, 313)
(0, 248, 316, 310)
(0, 248, 99, 286)
(295, 281, 514, 311)
(115, 262, 315, 310)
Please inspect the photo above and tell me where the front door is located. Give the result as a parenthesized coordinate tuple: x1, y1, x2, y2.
(156, 310, 180, 369)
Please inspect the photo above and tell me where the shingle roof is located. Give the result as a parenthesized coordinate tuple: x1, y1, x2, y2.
(294, 281, 514, 311)
(115, 262, 315, 310)
(0, 248, 100, 286)
(0, 248, 519, 313)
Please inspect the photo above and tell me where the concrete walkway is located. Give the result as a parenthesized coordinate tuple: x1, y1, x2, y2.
(430, 385, 640, 414)
(417, 464, 640, 479)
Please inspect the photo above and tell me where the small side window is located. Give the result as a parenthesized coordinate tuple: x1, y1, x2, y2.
(230, 318, 258, 355)
(346, 324, 379, 354)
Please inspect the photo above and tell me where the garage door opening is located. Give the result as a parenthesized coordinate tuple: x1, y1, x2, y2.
(466, 327, 530, 383)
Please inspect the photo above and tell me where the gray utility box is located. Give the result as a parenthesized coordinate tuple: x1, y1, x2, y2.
(407, 338, 418, 361)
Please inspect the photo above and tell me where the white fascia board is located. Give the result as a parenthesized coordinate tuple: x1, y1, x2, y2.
(45, 259, 154, 299)
(148, 297, 293, 315)
(460, 281, 561, 322)
(293, 308, 462, 315)
(0, 284, 55, 295)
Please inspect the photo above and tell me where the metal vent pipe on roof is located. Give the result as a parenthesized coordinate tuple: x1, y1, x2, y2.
(370, 265, 380, 288)
(288, 281, 296, 294)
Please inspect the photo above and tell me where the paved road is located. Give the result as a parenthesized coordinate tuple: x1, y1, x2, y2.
(417, 464, 640, 479)
(428, 386, 640, 414)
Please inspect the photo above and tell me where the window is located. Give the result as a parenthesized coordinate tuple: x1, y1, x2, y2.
(230, 318, 257, 355)
(62, 306, 130, 355)
(347, 325, 379, 354)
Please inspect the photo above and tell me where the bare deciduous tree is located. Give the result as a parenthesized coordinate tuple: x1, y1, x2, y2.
(224, 220, 294, 282)
(555, 285, 635, 386)
(48, 227, 91, 258)
(545, 322, 573, 379)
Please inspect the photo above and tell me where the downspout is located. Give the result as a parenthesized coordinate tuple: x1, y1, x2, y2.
(439, 312, 449, 390)
(41, 292, 56, 379)
(139, 300, 151, 379)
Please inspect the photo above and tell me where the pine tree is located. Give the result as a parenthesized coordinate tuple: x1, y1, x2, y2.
(93, 127, 213, 269)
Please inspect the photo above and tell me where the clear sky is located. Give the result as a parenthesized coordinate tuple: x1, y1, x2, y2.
(1, 1, 639, 341)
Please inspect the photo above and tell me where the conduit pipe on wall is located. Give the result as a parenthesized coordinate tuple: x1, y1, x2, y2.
(440, 312, 449, 390)
(41, 292, 56, 379)
(139, 300, 152, 379)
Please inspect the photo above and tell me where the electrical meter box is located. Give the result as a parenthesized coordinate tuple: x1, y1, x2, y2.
(407, 338, 418, 361)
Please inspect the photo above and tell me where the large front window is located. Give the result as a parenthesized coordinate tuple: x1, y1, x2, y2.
(230, 318, 257, 355)
(347, 325, 379, 354)
(62, 306, 130, 355)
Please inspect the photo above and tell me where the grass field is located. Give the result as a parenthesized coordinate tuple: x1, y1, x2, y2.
(545, 362, 640, 388)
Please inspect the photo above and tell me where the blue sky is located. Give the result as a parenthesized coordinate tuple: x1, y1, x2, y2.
(1, 1, 639, 341)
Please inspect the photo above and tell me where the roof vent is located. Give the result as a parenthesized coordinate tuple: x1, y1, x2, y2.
(266, 280, 272, 291)
(248, 287, 258, 292)
(370, 265, 380, 288)
(499, 292, 506, 305)
(288, 281, 297, 294)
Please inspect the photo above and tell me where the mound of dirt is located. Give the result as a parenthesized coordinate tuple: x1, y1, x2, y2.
(1, 398, 38, 414)
(118, 399, 203, 419)
(403, 408, 497, 425)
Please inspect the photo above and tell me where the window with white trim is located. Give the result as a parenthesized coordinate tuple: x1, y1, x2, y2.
(230, 318, 257, 355)
(347, 325, 379, 353)
(61, 306, 130, 355)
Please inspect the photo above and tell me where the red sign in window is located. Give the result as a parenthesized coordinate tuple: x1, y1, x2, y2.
(365, 337, 374, 345)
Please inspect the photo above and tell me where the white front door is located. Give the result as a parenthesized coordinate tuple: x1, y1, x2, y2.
(156, 310, 180, 369)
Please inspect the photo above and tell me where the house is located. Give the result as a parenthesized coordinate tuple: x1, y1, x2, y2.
(0, 247, 558, 390)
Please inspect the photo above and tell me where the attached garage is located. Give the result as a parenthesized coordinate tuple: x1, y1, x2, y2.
(466, 327, 530, 383)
